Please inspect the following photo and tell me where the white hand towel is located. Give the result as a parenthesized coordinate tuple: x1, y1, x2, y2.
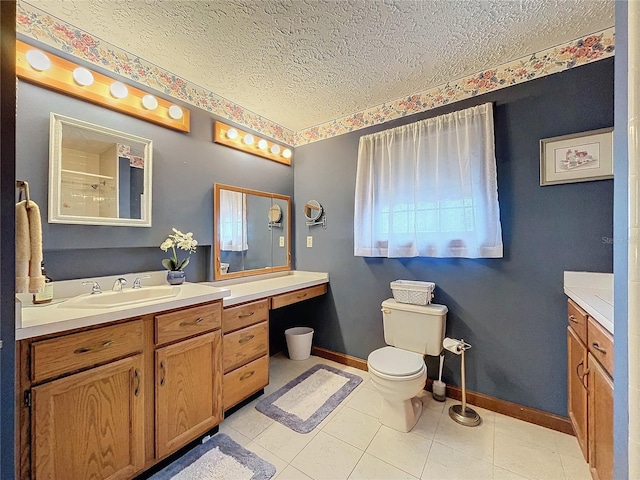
(15, 200, 45, 293)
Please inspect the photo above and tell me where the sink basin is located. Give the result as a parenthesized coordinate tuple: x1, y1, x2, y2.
(64, 286, 180, 309)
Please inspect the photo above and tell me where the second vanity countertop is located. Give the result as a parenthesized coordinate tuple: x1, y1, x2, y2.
(564, 271, 613, 335)
(17, 270, 329, 340)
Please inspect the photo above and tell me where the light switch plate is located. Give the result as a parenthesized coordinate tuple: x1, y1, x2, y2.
(306, 236, 313, 248)
(279, 236, 285, 247)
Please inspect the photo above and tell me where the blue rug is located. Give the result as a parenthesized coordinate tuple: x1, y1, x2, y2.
(150, 433, 276, 480)
(256, 364, 363, 434)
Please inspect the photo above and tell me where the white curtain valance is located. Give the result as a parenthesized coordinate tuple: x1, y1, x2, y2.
(354, 102, 503, 258)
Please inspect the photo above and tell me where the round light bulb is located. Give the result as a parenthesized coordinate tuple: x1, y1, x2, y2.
(168, 105, 183, 120)
(227, 128, 239, 140)
(26, 49, 51, 71)
(141, 94, 158, 110)
(72, 67, 94, 86)
(258, 139, 268, 150)
(109, 81, 128, 99)
(282, 148, 292, 159)
(270, 144, 281, 155)
(243, 134, 254, 145)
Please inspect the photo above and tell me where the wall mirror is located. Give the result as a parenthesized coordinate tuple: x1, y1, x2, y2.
(214, 183, 291, 280)
(304, 200, 326, 227)
(49, 113, 153, 226)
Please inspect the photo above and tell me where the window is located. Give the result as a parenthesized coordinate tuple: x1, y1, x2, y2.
(354, 103, 503, 258)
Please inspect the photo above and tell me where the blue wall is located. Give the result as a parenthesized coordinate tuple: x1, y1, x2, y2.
(294, 59, 614, 416)
(16, 64, 294, 282)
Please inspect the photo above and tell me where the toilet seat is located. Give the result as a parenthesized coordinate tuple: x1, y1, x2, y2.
(368, 346, 426, 379)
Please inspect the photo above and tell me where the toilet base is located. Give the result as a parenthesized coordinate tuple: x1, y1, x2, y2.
(380, 396, 423, 433)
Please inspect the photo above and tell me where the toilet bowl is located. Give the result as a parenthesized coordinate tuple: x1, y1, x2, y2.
(367, 299, 447, 432)
(368, 346, 427, 432)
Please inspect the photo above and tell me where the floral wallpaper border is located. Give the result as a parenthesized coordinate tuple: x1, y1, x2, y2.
(17, 2, 613, 148)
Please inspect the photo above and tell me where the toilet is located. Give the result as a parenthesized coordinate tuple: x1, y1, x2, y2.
(367, 299, 447, 432)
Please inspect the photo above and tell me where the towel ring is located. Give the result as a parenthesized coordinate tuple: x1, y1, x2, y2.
(16, 180, 31, 209)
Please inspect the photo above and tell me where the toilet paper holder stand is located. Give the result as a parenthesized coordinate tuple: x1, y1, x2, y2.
(446, 338, 481, 427)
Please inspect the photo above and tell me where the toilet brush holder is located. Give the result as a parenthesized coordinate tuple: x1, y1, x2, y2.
(432, 380, 446, 402)
(444, 338, 481, 427)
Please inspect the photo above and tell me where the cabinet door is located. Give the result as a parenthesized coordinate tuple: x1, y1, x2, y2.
(155, 331, 222, 458)
(567, 326, 589, 461)
(32, 355, 144, 480)
(589, 353, 614, 480)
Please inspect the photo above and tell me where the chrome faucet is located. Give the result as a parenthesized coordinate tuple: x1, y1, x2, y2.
(112, 277, 127, 292)
(82, 280, 102, 294)
(132, 275, 151, 289)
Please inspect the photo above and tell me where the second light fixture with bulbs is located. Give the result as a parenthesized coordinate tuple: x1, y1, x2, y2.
(213, 121, 292, 165)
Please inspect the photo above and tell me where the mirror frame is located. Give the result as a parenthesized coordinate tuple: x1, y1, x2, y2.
(214, 183, 291, 280)
(304, 200, 323, 222)
(49, 113, 153, 227)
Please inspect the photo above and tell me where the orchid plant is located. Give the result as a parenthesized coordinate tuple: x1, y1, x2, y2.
(160, 228, 198, 271)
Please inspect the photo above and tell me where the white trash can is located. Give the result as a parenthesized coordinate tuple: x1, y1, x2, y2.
(285, 327, 314, 360)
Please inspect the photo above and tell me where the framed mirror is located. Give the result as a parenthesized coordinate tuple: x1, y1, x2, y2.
(214, 184, 291, 280)
(49, 113, 153, 226)
(304, 200, 323, 222)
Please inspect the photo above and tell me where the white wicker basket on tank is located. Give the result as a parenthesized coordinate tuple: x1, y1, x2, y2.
(390, 280, 435, 305)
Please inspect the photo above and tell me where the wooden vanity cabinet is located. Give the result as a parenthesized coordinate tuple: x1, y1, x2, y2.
(222, 299, 270, 410)
(566, 299, 614, 480)
(17, 300, 224, 480)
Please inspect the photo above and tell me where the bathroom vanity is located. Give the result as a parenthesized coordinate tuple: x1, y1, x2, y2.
(564, 271, 613, 480)
(15, 270, 328, 479)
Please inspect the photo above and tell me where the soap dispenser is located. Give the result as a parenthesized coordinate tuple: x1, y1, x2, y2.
(33, 263, 53, 304)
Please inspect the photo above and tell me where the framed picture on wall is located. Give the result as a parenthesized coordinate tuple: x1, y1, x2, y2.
(540, 127, 614, 186)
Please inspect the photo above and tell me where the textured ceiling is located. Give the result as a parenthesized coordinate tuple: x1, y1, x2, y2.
(25, 0, 614, 132)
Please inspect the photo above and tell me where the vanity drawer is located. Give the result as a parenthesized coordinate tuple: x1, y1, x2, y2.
(222, 299, 269, 333)
(568, 299, 588, 344)
(223, 355, 269, 409)
(223, 321, 268, 373)
(155, 302, 221, 346)
(31, 320, 143, 383)
(588, 316, 614, 377)
(271, 284, 327, 309)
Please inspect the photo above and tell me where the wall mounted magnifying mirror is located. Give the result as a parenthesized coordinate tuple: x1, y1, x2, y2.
(214, 183, 291, 280)
(49, 113, 153, 226)
(304, 200, 326, 228)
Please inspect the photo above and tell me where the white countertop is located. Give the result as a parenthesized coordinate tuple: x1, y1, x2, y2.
(204, 270, 329, 307)
(564, 271, 613, 335)
(16, 270, 329, 340)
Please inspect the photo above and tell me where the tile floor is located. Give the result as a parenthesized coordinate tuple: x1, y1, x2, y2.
(218, 354, 591, 480)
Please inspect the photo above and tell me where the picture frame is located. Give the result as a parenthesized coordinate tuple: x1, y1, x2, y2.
(540, 127, 614, 186)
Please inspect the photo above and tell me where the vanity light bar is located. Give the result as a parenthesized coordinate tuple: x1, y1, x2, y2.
(213, 121, 292, 166)
(16, 40, 190, 133)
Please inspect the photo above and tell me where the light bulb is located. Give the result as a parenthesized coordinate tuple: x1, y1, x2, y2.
(110, 81, 128, 99)
(227, 128, 239, 140)
(270, 144, 281, 155)
(258, 139, 268, 150)
(141, 94, 158, 110)
(72, 67, 94, 86)
(282, 148, 292, 159)
(26, 49, 51, 71)
(168, 105, 183, 120)
(243, 134, 254, 145)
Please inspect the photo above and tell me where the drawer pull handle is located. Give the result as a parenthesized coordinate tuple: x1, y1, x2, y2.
(74, 347, 91, 354)
(239, 312, 255, 319)
(569, 315, 579, 323)
(239, 370, 255, 381)
(592, 342, 607, 354)
(180, 317, 204, 327)
(160, 360, 167, 386)
(297, 293, 308, 299)
(239, 334, 255, 344)
(134, 368, 141, 397)
(103, 340, 113, 348)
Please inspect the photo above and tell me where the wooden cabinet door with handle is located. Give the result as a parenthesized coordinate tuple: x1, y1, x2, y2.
(155, 331, 222, 458)
(32, 354, 145, 480)
(567, 326, 589, 462)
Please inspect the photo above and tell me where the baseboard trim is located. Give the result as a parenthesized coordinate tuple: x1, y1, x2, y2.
(311, 346, 574, 436)
(311, 346, 368, 371)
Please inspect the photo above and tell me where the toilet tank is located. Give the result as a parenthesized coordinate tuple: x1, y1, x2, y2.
(381, 298, 447, 356)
